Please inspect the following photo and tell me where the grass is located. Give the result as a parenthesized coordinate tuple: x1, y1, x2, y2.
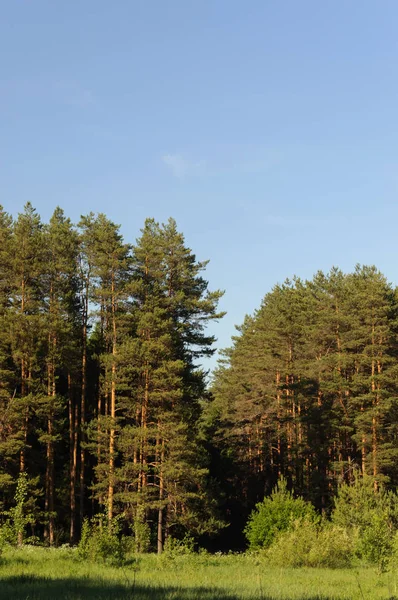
(0, 546, 397, 600)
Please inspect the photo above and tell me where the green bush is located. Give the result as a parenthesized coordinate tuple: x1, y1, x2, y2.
(388, 530, 398, 571)
(358, 510, 392, 572)
(163, 534, 195, 558)
(0, 522, 15, 547)
(244, 477, 317, 550)
(332, 475, 398, 571)
(77, 514, 131, 566)
(156, 535, 196, 568)
(266, 520, 354, 568)
(333, 474, 398, 531)
(1, 472, 33, 547)
(0, 528, 6, 553)
(133, 518, 151, 553)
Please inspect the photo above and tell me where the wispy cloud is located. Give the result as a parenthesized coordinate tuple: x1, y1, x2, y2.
(161, 147, 282, 179)
(162, 154, 206, 178)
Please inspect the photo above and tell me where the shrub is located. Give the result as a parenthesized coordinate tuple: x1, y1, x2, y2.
(357, 510, 393, 572)
(0, 526, 8, 558)
(333, 474, 398, 532)
(133, 517, 151, 553)
(267, 520, 354, 568)
(332, 474, 398, 571)
(157, 535, 196, 567)
(388, 530, 398, 571)
(1, 472, 33, 547)
(0, 522, 15, 547)
(77, 514, 131, 566)
(244, 477, 317, 550)
(163, 534, 195, 558)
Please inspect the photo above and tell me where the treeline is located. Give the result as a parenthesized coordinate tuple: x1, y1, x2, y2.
(211, 267, 398, 544)
(2, 202, 398, 553)
(0, 203, 223, 551)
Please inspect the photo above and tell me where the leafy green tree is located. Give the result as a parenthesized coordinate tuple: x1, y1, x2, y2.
(244, 477, 317, 550)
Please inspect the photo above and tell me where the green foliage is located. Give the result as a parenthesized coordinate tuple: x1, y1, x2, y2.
(211, 264, 398, 524)
(132, 518, 151, 553)
(387, 529, 398, 573)
(359, 510, 393, 572)
(333, 474, 398, 530)
(266, 520, 354, 568)
(0, 523, 10, 557)
(2, 472, 33, 547)
(6, 201, 398, 562)
(254, 476, 398, 571)
(163, 534, 195, 558)
(77, 514, 131, 566)
(244, 478, 317, 549)
(333, 475, 398, 570)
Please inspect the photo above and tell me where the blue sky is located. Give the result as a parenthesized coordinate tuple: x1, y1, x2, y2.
(2, 1, 398, 370)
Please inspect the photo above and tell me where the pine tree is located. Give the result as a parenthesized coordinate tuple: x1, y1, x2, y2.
(344, 266, 398, 487)
(40, 208, 81, 544)
(114, 218, 224, 552)
(9, 204, 45, 475)
(7, 204, 46, 543)
(80, 214, 131, 523)
(0, 206, 18, 510)
(77, 213, 96, 530)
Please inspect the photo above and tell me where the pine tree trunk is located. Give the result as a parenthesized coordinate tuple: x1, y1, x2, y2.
(19, 280, 27, 475)
(68, 373, 76, 544)
(157, 437, 165, 554)
(371, 356, 377, 486)
(108, 275, 117, 524)
(361, 425, 367, 475)
(46, 328, 56, 546)
(140, 367, 149, 491)
(335, 304, 347, 476)
(80, 282, 88, 530)
(19, 365, 27, 474)
(48, 406, 54, 546)
(276, 371, 281, 477)
(97, 393, 102, 477)
(374, 357, 382, 492)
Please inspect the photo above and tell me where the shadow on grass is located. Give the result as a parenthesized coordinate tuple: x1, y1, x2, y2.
(0, 575, 347, 600)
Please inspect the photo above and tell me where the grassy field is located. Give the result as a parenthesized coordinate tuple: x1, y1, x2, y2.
(0, 546, 397, 600)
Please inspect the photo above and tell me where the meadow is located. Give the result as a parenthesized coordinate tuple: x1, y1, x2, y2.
(0, 547, 396, 600)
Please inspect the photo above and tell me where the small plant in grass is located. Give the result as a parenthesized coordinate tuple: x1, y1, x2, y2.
(244, 477, 317, 550)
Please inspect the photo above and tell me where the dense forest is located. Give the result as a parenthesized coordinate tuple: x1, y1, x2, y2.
(211, 267, 398, 547)
(1, 203, 398, 553)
